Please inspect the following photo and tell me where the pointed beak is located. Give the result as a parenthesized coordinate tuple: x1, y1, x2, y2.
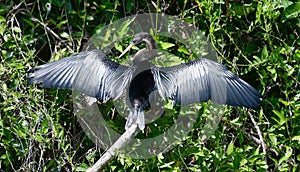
(119, 42, 135, 58)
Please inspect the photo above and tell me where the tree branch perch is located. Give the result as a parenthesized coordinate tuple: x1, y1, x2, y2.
(87, 123, 138, 172)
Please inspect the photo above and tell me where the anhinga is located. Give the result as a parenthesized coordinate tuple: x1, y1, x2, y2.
(28, 32, 261, 130)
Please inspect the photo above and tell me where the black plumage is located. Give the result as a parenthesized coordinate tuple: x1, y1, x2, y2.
(28, 32, 260, 130)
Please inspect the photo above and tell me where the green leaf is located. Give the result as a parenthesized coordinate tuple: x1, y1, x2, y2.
(0, 154, 6, 160)
(230, 117, 242, 126)
(0, 15, 5, 23)
(2, 82, 7, 92)
(269, 133, 278, 146)
(253, 55, 262, 63)
(279, 99, 290, 106)
(272, 110, 286, 125)
(227, 142, 234, 155)
(253, 146, 260, 155)
(287, 65, 295, 76)
(12, 26, 21, 33)
(119, 17, 135, 36)
(86, 15, 94, 21)
(75, 162, 88, 171)
(57, 20, 68, 27)
(261, 47, 268, 60)
(292, 136, 300, 142)
(159, 41, 175, 49)
(114, 43, 123, 53)
(281, 0, 293, 9)
(279, 147, 293, 165)
(178, 46, 189, 55)
(282, 2, 300, 20)
(60, 32, 69, 38)
(126, 0, 134, 12)
(233, 154, 240, 170)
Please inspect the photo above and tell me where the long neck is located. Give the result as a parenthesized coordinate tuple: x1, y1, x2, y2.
(132, 35, 158, 65)
(143, 36, 158, 50)
(132, 49, 158, 66)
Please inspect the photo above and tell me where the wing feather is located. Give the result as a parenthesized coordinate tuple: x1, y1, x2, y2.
(28, 49, 135, 102)
(152, 58, 260, 108)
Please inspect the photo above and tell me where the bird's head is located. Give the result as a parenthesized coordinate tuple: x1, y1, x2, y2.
(119, 32, 157, 59)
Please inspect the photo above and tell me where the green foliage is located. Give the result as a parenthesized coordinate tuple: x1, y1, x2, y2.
(0, 0, 299, 171)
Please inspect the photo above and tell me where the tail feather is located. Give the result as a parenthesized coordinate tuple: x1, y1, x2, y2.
(136, 111, 145, 130)
(125, 110, 145, 130)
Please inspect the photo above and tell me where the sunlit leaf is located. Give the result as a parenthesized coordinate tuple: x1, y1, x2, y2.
(60, 32, 69, 38)
(159, 41, 175, 49)
(282, 2, 300, 20)
(227, 142, 234, 155)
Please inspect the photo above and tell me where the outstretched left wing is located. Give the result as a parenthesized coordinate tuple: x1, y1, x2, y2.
(28, 49, 135, 102)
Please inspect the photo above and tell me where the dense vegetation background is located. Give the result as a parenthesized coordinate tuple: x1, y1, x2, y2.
(0, 0, 299, 171)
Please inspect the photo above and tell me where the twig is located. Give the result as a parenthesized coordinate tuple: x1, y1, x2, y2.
(87, 123, 139, 172)
(248, 111, 267, 155)
(244, 123, 279, 157)
(30, 16, 74, 53)
(7, 3, 74, 55)
(246, 132, 261, 145)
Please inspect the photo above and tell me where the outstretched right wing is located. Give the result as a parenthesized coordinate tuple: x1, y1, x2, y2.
(152, 57, 260, 108)
(28, 49, 135, 102)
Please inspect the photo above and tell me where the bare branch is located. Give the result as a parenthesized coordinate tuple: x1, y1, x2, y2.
(87, 123, 139, 172)
(248, 111, 267, 155)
